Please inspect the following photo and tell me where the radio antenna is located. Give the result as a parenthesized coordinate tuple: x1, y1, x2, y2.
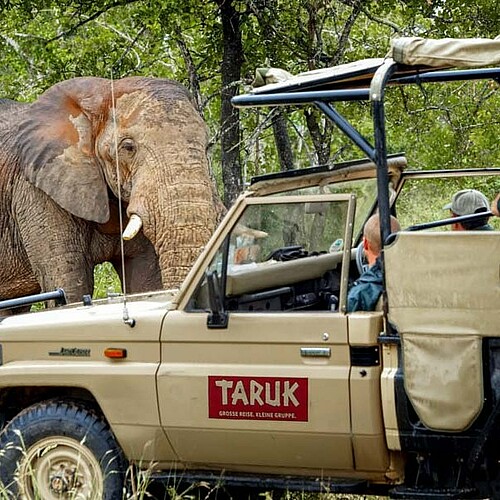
(110, 72, 135, 327)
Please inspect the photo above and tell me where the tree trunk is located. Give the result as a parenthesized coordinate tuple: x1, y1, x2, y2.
(272, 110, 295, 171)
(305, 108, 332, 165)
(217, 0, 243, 207)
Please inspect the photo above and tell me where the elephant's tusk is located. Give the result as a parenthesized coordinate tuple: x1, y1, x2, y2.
(122, 214, 143, 240)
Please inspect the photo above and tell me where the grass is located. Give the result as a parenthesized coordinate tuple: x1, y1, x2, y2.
(0, 473, 388, 500)
(0, 438, 389, 499)
(144, 486, 386, 500)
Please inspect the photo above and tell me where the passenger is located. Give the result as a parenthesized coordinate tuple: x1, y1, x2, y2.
(347, 214, 400, 313)
(492, 193, 500, 217)
(443, 189, 492, 231)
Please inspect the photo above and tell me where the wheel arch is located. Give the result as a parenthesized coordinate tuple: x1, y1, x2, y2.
(0, 385, 102, 430)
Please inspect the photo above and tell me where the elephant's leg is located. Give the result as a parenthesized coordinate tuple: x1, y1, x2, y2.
(111, 235, 162, 294)
(0, 224, 46, 313)
(1, 234, 93, 306)
(35, 253, 95, 305)
(0, 222, 41, 301)
(22, 240, 95, 304)
(0, 264, 41, 301)
(14, 196, 96, 304)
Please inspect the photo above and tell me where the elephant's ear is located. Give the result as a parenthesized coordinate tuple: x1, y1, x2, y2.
(16, 78, 110, 223)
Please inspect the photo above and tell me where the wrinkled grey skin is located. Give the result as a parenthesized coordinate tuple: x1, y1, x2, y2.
(0, 77, 220, 307)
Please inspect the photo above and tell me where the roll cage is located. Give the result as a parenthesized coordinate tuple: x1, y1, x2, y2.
(232, 49, 500, 253)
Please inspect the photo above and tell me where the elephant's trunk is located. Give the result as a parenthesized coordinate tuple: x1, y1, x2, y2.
(117, 95, 220, 291)
(126, 162, 219, 290)
(154, 211, 216, 289)
(142, 185, 217, 289)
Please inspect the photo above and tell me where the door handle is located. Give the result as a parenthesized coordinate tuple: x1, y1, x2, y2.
(300, 347, 331, 358)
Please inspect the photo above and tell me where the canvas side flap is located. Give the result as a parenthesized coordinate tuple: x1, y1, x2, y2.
(385, 232, 500, 337)
(403, 333, 483, 431)
(389, 37, 500, 68)
(385, 231, 499, 431)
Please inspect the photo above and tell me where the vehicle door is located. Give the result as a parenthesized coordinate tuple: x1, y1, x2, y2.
(158, 194, 358, 474)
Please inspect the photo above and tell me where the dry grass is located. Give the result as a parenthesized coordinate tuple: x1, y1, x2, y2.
(144, 483, 388, 500)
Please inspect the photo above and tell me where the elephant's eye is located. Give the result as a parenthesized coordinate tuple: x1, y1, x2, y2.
(120, 139, 136, 156)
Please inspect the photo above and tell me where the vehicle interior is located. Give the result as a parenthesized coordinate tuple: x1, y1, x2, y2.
(187, 164, 500, 319)
(188, 194, 355, 314)
(187, 40, 500, 322)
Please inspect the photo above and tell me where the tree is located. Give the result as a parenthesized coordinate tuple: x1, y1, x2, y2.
(216, 0, 243, 206)
(0, 0, 497, 201)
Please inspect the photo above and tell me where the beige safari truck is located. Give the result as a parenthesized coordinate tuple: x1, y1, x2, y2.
(0, 37, 499, 500)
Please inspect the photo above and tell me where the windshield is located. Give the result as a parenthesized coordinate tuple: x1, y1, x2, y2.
(230, 199, 350, 265)
(272, 177, 377, 242)
(188, 196, 353, 313)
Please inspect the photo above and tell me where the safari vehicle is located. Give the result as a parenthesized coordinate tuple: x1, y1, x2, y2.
(0, 38, 499, 500)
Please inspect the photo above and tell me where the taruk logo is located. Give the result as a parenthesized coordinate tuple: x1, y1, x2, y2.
(208, 376, 308, 421)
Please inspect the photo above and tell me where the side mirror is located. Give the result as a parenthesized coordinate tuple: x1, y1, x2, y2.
(206, 271, 228, 329)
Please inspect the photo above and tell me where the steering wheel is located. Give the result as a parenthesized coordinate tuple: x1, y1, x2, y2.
(355, 241, 369, 275)
(264, 245, 306, 262)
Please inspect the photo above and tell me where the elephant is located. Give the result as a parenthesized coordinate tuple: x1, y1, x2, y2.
(0, 76, 221, 307)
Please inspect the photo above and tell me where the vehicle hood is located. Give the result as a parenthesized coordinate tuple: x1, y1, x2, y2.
(0, 290, 177, 341)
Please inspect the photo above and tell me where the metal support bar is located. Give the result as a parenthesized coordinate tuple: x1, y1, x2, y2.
(370, 59, 399, 326)
(0, 288, 67, 311)
(393, 67, 500, 86)
(314, 101, 376, 160)
(405, 211, 493, 232)
(370, 58, 399, 249)
(232, 88, 369, 108)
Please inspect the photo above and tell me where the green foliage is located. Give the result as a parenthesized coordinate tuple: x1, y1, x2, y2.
(396, 0, 500, 38)
(396, 176, 500, 231)
(93, 262, 121, 298)
(384, 79, 500, 170)
(0, 0, 497, 290)
(0, 0, 497, 172)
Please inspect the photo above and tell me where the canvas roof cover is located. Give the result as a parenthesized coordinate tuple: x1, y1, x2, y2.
(390, 36, 500, 68)
(250, 37, 500, 95)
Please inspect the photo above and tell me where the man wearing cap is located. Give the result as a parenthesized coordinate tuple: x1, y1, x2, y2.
(444, 189, 493, 231)
(492, 193, 500, 217)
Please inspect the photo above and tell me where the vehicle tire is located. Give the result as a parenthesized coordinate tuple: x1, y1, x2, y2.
(0, 399, 126, 499)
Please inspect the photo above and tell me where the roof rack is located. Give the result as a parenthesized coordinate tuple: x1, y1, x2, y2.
(232, 38, 500, 248)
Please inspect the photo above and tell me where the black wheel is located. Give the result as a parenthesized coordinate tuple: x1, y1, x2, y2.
(0, 399, 126, 499)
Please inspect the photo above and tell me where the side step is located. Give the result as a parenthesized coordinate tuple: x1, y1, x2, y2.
(150, 470, 369, 494)
(390, 486, 479, 499)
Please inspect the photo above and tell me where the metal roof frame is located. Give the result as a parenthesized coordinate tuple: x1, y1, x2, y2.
(232, 59, 500, 248)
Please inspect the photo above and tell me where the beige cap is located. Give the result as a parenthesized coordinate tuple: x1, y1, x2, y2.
(443, 189, 489, 216)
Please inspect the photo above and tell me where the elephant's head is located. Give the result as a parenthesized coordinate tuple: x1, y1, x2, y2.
(16, 76, 221, 289)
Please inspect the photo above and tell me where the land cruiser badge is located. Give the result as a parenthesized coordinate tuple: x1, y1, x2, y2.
(49, 347, 91, 357)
